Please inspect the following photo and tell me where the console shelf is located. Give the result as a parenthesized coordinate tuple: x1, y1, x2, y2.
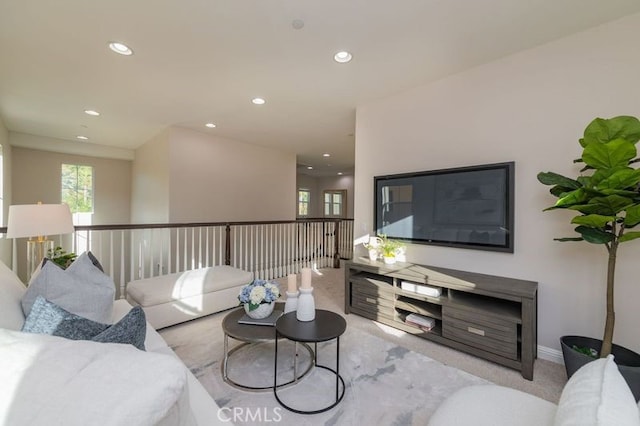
(345, 258, 538, 380)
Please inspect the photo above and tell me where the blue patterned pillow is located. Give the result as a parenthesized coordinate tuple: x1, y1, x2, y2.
(22, 296, 146, 350)
(22, 296, 108, 338)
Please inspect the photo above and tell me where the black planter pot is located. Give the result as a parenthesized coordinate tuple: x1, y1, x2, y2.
(560, 335, 640, 402)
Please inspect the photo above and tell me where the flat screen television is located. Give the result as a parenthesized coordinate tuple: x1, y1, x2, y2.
(374, 162, 515, 252)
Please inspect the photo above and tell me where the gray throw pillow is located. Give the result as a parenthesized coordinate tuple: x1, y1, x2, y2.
(22, 295, 146, 350)
(22, 252, 115, 323)
(92, 305, 146, 351)
(87, 251, 104, 272)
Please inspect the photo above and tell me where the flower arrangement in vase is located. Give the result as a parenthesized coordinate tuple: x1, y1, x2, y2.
(238, 279, 281, 319)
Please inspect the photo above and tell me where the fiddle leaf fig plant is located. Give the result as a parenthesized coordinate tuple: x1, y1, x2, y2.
(537, 115, 640, 358)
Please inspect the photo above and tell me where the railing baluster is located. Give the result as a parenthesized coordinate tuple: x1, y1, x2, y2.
(46, 219, 353, 297)
(120, 230, 125, 298)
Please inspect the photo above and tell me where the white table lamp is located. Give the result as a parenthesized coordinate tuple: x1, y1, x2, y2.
(6, 203, 75, 281)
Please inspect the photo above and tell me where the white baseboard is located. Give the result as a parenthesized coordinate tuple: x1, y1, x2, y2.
(538, 344, 563, 365)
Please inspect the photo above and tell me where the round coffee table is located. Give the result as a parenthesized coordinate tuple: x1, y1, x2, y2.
(273, 309, 347, 414)
(221, 303, 313, 391)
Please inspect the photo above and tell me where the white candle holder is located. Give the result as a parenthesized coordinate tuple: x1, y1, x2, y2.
(284, 290, 299, 314)
(296, 287, 315, 321)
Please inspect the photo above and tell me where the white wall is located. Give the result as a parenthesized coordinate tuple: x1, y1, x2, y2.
(9, 141, 132, 279)
(167, 127, 296, 222)
(10, 144, 132, 225)
(131, 129, 170, 223)
(354, 13, 640, 355)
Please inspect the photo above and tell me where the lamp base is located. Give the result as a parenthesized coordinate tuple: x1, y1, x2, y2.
(26, 239, 54, 283)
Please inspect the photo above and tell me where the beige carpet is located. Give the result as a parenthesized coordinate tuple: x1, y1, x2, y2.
(160, 265, 565, 423)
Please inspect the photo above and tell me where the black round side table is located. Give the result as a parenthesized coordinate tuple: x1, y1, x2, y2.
(273, 309, 347, 414)
(221, 303, 313, 391)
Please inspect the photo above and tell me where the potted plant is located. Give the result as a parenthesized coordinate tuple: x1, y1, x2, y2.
(377, 234, 405, 264)
(47, 246, 77, 269)
(537, 115, 640, 399)
(237, 279, 280, 319)
(363, 236, 381, 261)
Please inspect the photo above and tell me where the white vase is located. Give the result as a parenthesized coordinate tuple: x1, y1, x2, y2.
(284, 290, 299, 314)
(244, 301, 275, 319)
(296, 287, 315, 321)
(368, 249, 379, 261)
(383, 256, 396, 265)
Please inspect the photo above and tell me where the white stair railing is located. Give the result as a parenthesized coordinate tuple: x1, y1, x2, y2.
(66, 219, 353, 299)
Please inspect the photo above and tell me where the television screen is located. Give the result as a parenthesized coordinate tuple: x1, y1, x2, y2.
(374, 162, 514, 252)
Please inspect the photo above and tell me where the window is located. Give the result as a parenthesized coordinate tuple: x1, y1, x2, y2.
(61, 164, 94, 214)
(298, 189, 310, 217)
(323, 190, 346, 218)
(62, 164, 94, 251)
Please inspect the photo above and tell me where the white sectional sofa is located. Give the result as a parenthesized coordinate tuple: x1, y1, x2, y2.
(0, 260, 230, 426)
(428, 355, 640, 426)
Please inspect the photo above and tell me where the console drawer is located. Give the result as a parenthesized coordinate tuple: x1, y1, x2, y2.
(442, 305, 518, 360)
(351, 278, 395, 302)
(351, 295, 394, 318)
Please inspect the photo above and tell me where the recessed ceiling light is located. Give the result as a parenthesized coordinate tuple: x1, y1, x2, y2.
(84, 109, 100, 116)
(338, 172, 343, 175)
(252, 97, 266, 105)
(292, 19, 305, 30)
(205, 123, 216, 128)
(334, 51, 352, 63)
(307, 166, 313, 170)
(108, 42, 133, 56)
(77, 135, 89, 140)
(323, 153, 330, 157)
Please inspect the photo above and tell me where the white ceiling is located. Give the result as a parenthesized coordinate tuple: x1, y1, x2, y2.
(1, 1, 639, 176)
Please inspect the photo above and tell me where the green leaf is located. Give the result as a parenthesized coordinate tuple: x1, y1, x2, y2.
(583, 116, 640, 146)
(598, 189, 639, 197)
(537, 171, 581, 189)
(582, 139, 637, 170)
(554, 189, 588, 208)
(577, 176, 591, 186)
(590, 167, 628, 187)
(624, 205, 640, 227)
(619, 231, 640, 242)
(568, 195, 634, 215)
(596, 168, 640, 190)
(554, 237, 584, 242)
(574, 226, 615, 244)
(571, 214, 616, 228)
(550, 186, 569, 197)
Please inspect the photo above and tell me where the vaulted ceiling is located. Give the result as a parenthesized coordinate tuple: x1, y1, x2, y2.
(1, 1, 639, 176)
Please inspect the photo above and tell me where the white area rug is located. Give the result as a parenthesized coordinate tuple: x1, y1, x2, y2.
(164, 313, 489, 426)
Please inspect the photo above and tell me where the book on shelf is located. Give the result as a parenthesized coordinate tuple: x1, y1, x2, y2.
(405, 312, 436, 329)
(406, 320, 434, 332)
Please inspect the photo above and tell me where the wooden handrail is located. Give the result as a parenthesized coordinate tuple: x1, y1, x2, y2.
(0, 218, 354, 234)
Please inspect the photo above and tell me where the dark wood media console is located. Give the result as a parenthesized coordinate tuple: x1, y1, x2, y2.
(345, 258, 538, 379)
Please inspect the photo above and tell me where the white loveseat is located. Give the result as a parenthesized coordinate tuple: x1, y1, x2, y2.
(428, 355, 640, 426)
(0, 260, 230, 426)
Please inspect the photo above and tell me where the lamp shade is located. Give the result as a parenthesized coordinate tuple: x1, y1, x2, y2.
(6, 204, 75, 239)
